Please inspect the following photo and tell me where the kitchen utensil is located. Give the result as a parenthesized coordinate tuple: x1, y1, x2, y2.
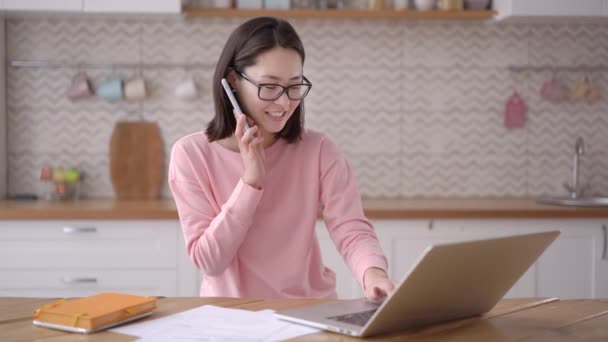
(368, 0, 385, 10)
(238, 0, 263, 8)
(540, 74, 567, 103)
(124, 77, 147, 101)
(438, 0, 463, 10)
(292, 0, 315, 8)
(571, 74, 600, 103)
(414, 0, 435, 10)
(264, 0, 290, 9)
(97, 78, 123, 102)
(66, 71, 94, 101)
(109, 121, 164, 199)
(174, 76, 198, 100)
(464, 0, 488, 9)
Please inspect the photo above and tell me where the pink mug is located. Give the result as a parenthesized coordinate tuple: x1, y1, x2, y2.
(540, 76, 566, 103)
(66, 71, 94, 101)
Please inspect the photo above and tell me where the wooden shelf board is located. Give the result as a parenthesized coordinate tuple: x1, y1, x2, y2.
(183, 8, 497, 20)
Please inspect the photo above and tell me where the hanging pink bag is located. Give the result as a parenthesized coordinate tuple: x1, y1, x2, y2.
(504, 91, 526, 129)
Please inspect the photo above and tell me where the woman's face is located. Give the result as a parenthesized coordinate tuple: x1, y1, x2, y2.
(232, 47, 303, 141)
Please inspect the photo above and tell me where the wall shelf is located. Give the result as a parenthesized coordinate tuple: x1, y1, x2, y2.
(508, 65, 608, 73)
(183, 8, 497, 20)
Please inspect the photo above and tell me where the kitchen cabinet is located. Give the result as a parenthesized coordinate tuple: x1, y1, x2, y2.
(3, 0, 83, 11)
(0, 220, 198, 297)
(432, 219, 607, 299)
(316, 219, 438, 300)
(371, 219, 535, 299)
(83, 0, 182, 13)
(316, 223, 360, 299)
(0, 17, 6, 200)
(596, 223, 608, 298)
(317, 218, 608, 300)
(493, 0, 605, 19)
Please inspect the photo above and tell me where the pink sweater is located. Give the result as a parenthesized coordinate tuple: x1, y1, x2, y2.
(168, 129, 388, 300)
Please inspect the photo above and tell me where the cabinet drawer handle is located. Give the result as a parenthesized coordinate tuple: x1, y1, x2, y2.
(62, 226, 97, 234)
(61, 277, 98, 284)
(602, 225, 607, 261)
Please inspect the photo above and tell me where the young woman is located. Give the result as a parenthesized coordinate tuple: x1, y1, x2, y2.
(169, 17, 395, 301)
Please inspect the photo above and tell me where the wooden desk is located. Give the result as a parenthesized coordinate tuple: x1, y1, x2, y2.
(1, 297, 607, 341)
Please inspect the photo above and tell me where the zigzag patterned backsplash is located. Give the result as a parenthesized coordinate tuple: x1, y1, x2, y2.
(6, 17, 608, 199)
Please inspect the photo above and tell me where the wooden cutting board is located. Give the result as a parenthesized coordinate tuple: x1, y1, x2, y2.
(109, 121, 163, 199)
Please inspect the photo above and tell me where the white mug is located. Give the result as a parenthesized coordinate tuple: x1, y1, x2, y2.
(124, 77, 147, 101)
(174, 77, 198, 101)
(415, 0, 436, 10)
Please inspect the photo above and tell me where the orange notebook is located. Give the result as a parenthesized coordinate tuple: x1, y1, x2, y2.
(32, 292, 157, 333)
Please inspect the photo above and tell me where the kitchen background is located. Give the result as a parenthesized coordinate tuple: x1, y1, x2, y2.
(4, 16, 608, 199)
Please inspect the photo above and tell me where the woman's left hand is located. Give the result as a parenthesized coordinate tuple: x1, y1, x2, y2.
(363, 267, 396, 302)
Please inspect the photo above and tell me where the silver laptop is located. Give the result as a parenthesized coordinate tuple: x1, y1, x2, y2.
(275, 230, 560, 337)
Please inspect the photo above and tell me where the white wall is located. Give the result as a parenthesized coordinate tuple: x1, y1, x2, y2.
(4, 18, 608, 198)
(0, 17, 6, 199)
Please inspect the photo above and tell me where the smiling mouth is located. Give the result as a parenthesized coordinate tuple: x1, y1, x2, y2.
(266, 111, 285, 118)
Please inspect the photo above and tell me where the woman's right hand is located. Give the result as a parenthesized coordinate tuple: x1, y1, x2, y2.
(235, 113, 265, 189)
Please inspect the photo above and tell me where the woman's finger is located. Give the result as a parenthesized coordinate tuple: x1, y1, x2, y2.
(234, 111, 248, 139)
(240, 125, 258, 145)
(250, 137, 263, 148)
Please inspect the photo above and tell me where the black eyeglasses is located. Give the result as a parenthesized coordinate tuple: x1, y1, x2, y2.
(238, 72, 312, 101)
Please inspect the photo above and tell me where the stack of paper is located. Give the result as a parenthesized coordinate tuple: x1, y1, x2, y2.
(111, 305, 320, 342)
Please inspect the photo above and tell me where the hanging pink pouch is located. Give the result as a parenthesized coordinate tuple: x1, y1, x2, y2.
(504, 92, 526, 129)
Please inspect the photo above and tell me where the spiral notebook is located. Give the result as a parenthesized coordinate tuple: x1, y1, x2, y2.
(32, 292, 157, 334)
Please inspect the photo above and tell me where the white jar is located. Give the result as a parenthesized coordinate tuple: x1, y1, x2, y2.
(265, 0, 290, 8)
(394, 0, 408, 10)
(239, 0, 263, 8)
(414, 0, 435, 10)
(213, 0, 231, 8)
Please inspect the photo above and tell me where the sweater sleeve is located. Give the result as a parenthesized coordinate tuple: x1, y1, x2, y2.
(168, 140, 263, 276)
(318, 136, 389, 289)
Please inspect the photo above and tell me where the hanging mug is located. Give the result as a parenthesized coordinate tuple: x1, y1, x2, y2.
(124, 77, 147, 102)
(540, 74, 567, 103)
(571, 74, 600, 103)
(97, 78, 124, 102)
(174, 76, 198, 101)
(66, 71, 94, 101)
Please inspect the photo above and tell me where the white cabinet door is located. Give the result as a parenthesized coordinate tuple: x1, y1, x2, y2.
(373, 220, 458, 281)
(536, 226, 596, 299)
(373, 219, 537, 298)
(0, 220, 194, 297)
(493, 0, 604, 18)
(0, 17, 6, 199)
(0, 269, 177, 297)
(316, 221, 362, 299)
(83, 0, 182, 13)
(434, 219, 605, 299)
(0, 220, 178, 269)
(596, 223, 608, 298)
(4, 0, 83, 11)
(315, 219, 431, 299)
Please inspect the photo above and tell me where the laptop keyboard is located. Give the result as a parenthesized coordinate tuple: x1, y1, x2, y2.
(327, 309, 377, 326)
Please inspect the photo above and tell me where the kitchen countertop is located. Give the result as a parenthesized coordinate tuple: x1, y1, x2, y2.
(1, 198, 608, 220)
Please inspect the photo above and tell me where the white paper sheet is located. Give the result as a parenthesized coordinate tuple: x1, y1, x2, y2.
(110, 305, 320, 342)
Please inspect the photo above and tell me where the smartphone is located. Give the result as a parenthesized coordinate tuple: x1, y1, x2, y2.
(221, 78, 249, 131)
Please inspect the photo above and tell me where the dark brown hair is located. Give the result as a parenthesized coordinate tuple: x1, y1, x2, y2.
(207, 17, 306, 143)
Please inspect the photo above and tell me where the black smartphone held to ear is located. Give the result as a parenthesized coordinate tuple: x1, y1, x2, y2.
(221, 78, 249, 131)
